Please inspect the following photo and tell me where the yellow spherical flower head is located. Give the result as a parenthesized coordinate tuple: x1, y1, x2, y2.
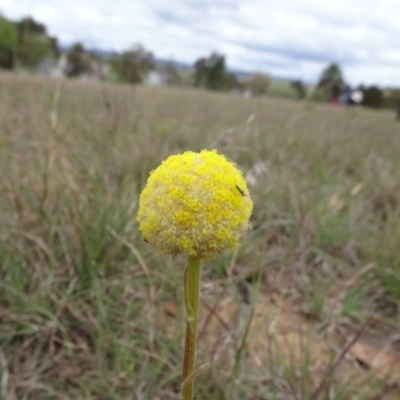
(137, 149, 253, 260)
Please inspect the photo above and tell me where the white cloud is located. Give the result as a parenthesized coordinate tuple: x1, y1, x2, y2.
(1, 0, 400, 86)
(0, 0, 13, 7)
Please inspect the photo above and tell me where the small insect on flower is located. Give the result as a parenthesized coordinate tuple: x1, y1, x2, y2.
(236, 183, 246, 196)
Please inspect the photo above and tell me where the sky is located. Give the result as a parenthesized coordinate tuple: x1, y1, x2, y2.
(1, 0, 400, 87)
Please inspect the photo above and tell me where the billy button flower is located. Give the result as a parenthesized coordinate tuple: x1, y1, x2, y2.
(137, 149, 253, 400)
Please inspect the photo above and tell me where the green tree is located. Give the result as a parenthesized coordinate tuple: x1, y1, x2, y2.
(244, 73, 271, 96)
(194, 57, 207, 87)
(15, 17, 59, 69)
(0, 14, 17, 69)
(159, 62, 181, 86)
(110, 45, 153, 84)
(361, 86, 383, 108)
(194, 53, 226, 91)
(291, 80, 306, 99)
(317, 63, 344, 101)
(381, 88, 400, 110)
(64, 42, 92, 77)
(224, 72, 241, 91)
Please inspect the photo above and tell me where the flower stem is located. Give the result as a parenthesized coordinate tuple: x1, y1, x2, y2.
(180, 256, 202, 400)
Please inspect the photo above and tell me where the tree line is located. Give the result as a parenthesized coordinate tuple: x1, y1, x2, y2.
(1, 13, 399, 109)
(315, 63, 400, 109)
(0, 12, 274, 96)
(0, 15, 58, 69)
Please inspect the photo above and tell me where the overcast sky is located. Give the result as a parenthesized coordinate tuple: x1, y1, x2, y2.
(1, 0, 400, 87)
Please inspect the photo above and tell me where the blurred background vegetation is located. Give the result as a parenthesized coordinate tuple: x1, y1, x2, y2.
(1, 12, 400, 110)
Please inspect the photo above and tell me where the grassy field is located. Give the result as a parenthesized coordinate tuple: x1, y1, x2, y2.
(0, 71, 399, 400)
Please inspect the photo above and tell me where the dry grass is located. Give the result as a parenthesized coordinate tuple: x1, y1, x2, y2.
(0, 71, 399, 399)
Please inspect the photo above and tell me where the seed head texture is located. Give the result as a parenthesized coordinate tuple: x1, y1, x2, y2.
(137, 150, 253, 259)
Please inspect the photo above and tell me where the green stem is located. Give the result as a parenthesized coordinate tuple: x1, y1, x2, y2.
(180, 256, 202, 400)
